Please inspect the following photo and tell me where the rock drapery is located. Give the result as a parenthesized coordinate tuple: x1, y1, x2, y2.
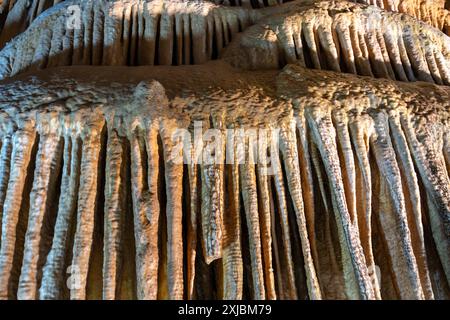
(0, 1, 449, 81)
(0, 0, 448, 300)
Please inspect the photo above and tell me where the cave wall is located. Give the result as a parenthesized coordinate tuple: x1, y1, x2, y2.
(0, 0, 448, 300)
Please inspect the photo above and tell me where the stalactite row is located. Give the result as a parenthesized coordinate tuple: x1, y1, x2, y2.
(358, 0, 448, 8)
(0, 0, 281, 52)
(354, 0, 450, 35)
(0, 0, 288, 45)
(225, 1, 450, 85)
(0, 0, 288, 48)
(0, 0, 63, 48)
(1, 1, 448, 84)
(0, 0, 258, 79)
(0, 63, 448, 300)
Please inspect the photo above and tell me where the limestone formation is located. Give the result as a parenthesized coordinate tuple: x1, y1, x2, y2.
(355, 0, 450, 35)
(0, 0, 448, 300)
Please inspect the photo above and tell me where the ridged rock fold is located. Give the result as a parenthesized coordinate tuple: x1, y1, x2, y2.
(0, 62, 448, 299)
(0, 0, 449, 300)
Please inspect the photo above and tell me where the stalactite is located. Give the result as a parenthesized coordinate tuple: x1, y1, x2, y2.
(186, 149, 199, 299)
(0, 135, 12, 248)
(271, 146, 298, 299)
(278, 120, 322, 299)
(294, 113, 320, 282)
(256, 162, 276, 299)
(307, 109, 375, 299)
(102, 128, 126, 300)
(309, 129, 346, 298)
(200, 132, 224, 264)
(348, 116, 382, 299)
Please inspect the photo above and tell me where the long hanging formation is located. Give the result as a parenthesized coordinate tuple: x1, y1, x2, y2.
(0, 0, 448, 300)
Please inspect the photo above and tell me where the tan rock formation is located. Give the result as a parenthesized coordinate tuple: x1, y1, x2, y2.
(355, 0, 450, 35)
(225, 1, 450, 84)
(0, 1, 449, 84)
(0, 0, 448, 300)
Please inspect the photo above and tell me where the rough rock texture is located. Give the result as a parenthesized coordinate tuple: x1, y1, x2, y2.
(0, 0, 448, 51)
(224, 1, 450, 85)
(355, 0, 450, 35)
(0, 0, 258, 77)
(0, 0, 64, 49)
(0, 0, 448, 300)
